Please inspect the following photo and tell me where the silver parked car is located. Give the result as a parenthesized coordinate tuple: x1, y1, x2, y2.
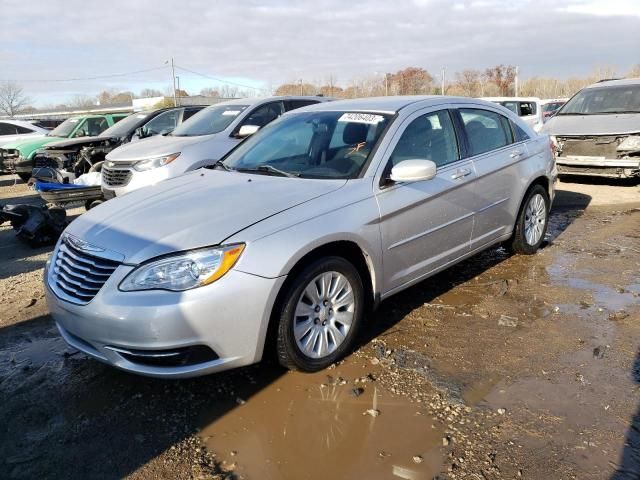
(45, 96, 556, 378)
(101, 96, 330, 198)
(541, 78, 640, 179)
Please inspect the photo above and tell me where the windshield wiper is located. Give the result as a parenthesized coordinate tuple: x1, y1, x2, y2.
(209, 159, 234, 171)
(237, 165, 299, 178)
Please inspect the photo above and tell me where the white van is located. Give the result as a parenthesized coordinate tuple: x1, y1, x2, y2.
(482, 97, 544, 132)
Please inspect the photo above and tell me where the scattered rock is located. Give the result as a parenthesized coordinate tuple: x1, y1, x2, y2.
(235, 397, 246, 406)
(412, 455, 424, 464)
(497, 408, 506, 415)
(593, 345, 607, 359)
(351, 387, 364, 397)
(498, 315, 518, 327)
(363, 409, 381, 417)
(608, 310, 629, 321)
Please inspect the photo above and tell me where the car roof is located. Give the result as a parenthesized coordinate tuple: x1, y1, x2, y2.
(482, 96, 541, 102)
(585, 77, 640, 89)
(295, 95, 505, 114)
(203, 96, 332, 109)
(0, 119, 46, 128)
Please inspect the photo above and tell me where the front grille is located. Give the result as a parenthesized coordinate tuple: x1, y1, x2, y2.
(557, 136, 622, 159)
(102, 166, 133, 187)
(50, 237, 120, 304)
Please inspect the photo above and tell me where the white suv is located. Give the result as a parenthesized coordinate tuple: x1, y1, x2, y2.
(101, 96, 330, 198)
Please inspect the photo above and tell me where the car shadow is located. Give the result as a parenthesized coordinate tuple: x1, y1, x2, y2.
(610, 350, 640, 479)
(0, 205, 591, 479)
(559, 174, 640, 187)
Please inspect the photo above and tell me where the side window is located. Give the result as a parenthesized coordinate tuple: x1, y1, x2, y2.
(519, 102, 536, 116)
(112, 115, 128, 124)
(242, 102, 284, 128)
(459, 109, 513, 156)
(181, 108, 201, 122)
(76, 118, 107, 137)
(0, 123, 17, 135)
(144, 110, 180, 135)
(15, 125, 35, 134)
(285, 100, 319, 111)
(389, 110, 459, 168)
(511, 121, 530, 142)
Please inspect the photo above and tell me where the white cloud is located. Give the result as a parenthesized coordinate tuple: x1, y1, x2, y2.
(1, 0, 638, 104)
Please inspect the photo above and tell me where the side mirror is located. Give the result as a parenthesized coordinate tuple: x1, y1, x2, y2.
(390, 159, 437, 183)
(237, 125, 260, 138)
(135, 127, 147, 139)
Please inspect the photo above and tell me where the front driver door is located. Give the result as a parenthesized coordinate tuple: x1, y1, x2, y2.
(375, 108, 477, 296)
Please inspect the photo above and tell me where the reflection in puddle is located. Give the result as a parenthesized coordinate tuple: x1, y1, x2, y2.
(198, 363, 442, 480)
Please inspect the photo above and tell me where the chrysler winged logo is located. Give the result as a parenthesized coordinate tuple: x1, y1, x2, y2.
(66, 235, 105, 253)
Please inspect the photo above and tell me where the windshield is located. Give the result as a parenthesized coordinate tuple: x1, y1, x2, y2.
(220, 111, 392, 179)
(542, 102, 564, 113)
(560, 85, 640, 115)
(172, 104, 249, 136)
(48, 117, 82, 137)
(100, 112, 150, 137)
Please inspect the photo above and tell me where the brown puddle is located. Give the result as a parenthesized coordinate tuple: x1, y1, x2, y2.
(197, 361, 442, 480)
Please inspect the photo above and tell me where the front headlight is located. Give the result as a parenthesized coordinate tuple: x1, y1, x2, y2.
(119, 244, 245, 292)
(133, 152, 180, 172)
(617, 135, 640, 152)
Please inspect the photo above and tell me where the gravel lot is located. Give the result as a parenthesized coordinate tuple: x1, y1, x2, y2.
(0, 174, 639, 479)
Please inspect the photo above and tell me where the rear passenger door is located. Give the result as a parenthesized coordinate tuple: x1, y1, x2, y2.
(455, 107, 528, 249)
(376, 108, 477, 295)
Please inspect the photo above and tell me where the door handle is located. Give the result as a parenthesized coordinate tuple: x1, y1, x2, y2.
(510, 150, 523, 159)
(451, 168, 472, 180)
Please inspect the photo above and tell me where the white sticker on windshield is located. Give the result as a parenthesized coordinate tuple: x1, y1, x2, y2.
(222, 110, 241, 116)
(338, 113, 384, 124)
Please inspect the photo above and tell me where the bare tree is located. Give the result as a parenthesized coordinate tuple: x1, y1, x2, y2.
(484, 65, 517, 96)
(68, 94, 96, 109)
(139, 88, 163, 98)
(97, 89, 133, 105)
(454, 69, 482, 97)
(0, 81, 30, 117)
(626, 64, 640, 79)
(200, 87, 221, 98)
(387, 67, 433, 95)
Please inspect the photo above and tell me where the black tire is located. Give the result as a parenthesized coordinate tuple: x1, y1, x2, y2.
(276, 256, 365, 372)
(508, 184, 550, 255)
(17, 172, 31, 183)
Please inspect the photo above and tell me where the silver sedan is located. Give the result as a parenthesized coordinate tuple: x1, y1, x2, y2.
(45, 96, 556, 378)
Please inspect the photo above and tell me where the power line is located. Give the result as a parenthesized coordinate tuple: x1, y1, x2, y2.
(3, 66, 169, 83)
(174, 64, 269, 93)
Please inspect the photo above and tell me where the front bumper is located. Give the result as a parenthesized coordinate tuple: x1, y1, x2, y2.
(45, 259, 286, 378)
(102, 165, 172, 197)
(0, 151, 31, 173)
(557, 156, 640, 178)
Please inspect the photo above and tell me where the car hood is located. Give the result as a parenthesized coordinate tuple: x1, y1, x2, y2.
(66, 169, 347, 264)
(42, 135, 117, 150)
(1, 136, 65, 155)
(106, 133, 214, 162)
(541, 113, 640, 136)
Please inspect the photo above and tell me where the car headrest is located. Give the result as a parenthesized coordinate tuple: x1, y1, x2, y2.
(343, 123, 368, 145)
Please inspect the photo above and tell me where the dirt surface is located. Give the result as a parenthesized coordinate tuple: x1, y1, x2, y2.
(1, 174, 639, 479)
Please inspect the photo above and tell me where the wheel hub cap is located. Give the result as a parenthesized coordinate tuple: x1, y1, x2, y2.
(524, 193, 546, 246)
(294, 271, 355, 359)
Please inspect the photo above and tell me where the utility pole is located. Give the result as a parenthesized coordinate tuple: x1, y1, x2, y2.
(385, 73, 389, 96)
(171, 57, 177, 106)
(514, 66, 519, 97)
(441, 67, 446, 95)
(299, 79, 303, 95)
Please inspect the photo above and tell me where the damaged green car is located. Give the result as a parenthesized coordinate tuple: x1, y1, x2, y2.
(0, 113, 127, 182)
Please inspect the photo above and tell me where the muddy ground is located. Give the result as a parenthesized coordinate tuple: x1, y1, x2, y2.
(0, 173, 639, 480)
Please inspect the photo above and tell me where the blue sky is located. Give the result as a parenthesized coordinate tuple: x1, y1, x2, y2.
(1, 0, 638, 106)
